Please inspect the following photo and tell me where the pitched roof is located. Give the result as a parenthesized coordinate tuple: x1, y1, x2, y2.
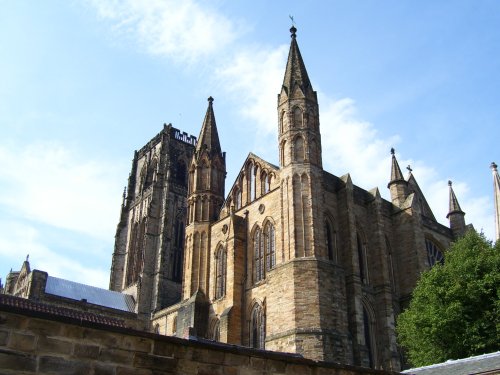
(403, 351, 500, 375)
(45, 276, 135, 312)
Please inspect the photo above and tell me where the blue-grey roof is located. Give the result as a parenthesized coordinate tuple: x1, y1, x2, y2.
(403, 351, 500, 375)
(45, 276, 135, 313)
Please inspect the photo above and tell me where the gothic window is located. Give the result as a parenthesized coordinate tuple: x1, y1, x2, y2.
(280, 140, 287, 165)
(176, 161, 187, 185)
(215, 246, 226, 299)
(250, 303, 265, 349)
(172, 220, 184, 282)
(254, 227, 264, 283)
(188, 166, 195, 193)
(279, 111, 286, 133)
(357, 233, 369, 284)
(201, 161, 210, 190)
(425, 239, 444, 267)
(386, 236, 396, 292)
(145, 159, 157, 189)
(126, 220, 145, 286)
(363, 306, 376, 368)
(248, 163, 256, 202)
(210, 319, 220, 341)
(234, 187, 242, 210)
(261, 172, 268, 195)
(294, 136, 305, 162)
(293, 107, 303, 128)
(264, 222, 276, 271)
(325, 218, 337, 262)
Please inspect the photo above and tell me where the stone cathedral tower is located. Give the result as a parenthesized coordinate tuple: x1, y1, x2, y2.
(109, 124, 196, 324)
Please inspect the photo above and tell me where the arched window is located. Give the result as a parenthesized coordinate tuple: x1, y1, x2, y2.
(210, 319, 220, 341)
(250, 303, 265, 349)
(325, 219, 337, 262)
(425, 239, 444, 267)
(234, 187, 242, 210)
(215, 246, 226, 299)
(254, 227, 264, 283)
(176, 161, 186, 185)
(172, 219, 184, 281)
(264, 222, 276, 271)
(280, 140, 287, 165)
(126, 220, 145, 286)
(357, 233, 369, 284)
(261, 172, 269, 194)
(201, 161, 210, 190)
(363, 306, 376, 368)
(145, 159, 157, 188)
(294, 136, 305, 162)
(293, 107, 303, 128)
(248, 163, 256, 201)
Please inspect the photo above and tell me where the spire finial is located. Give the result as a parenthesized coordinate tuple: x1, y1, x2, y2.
(289, 16, 297, 38)
(491, 162, 498, 171)
(390, 147, 395, 155)
(448, 180, 452, 186)
(407, 165, 413, 173)
(208, 96, 214, 104)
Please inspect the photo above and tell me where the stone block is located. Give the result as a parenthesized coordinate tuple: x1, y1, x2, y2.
(0, 329, 9, 346)
(152, 340, 176, 357)
(93, 362, 116, 375)
(99, 348, 134, 365)
(223, 366, 238, 375)
(0, 350, 37, 372)
(133, 352, 177, 371)
(74, 343, 100, 359)
(39, 355, 92, 375)
(197, 363, 224, 375)
(26, 317, 63, 336)
(224, 352, 249, 367)
(8, 332, 36, 352)
(116, 366, 153, 375)
(285, 363, 313, 375)
(37, 336, 73, 355)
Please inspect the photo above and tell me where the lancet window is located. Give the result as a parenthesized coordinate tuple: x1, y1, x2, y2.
(254, 227, 264, 282)
(250, 303, 265, 349)
(425, 238, 444, 267)
(264, 222, 276, 271)
(215, 246, 226, 299)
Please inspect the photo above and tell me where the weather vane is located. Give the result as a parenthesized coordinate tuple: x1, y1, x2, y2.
(289, 15, 295, 26)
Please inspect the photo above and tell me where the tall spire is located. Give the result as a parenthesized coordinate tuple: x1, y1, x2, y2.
(491, 162, 500, 241)
(196, 96, 221, 155)
(388, 148, 408, 206)
(282, 26, 314, 99)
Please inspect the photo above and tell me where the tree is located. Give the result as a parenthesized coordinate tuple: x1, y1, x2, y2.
(396, 231, 500, 367)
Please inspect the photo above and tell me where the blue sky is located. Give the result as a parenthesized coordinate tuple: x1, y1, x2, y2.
(1, 1, 498, 288)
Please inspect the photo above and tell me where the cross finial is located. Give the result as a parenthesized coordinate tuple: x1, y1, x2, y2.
(448, 180, 452, 186)
(289, 15, 297, 38)
(491, 162, 498, 171)
(407, 165, 413, 173)
(390, 147, 395, 155)
(208, 96, 214, 104)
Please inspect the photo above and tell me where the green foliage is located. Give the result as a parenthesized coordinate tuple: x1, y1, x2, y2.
(396, 231, 500, 367)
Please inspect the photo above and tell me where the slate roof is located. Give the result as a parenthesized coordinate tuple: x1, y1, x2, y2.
(45, 276, 135, 312)
(403, 351, 500, 375)
(0, 294, 128, 327)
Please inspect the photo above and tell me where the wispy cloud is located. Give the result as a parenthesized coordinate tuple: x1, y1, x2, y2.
(85, 0, 495, 243)
(89, 0, 241, 64)
(0, 220, 109, 287)
(0, 142, 123, 240)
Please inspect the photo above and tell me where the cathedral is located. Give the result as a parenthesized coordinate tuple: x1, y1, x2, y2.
(107, 26, 473, 370)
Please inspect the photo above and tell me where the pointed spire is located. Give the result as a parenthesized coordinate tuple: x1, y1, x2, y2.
(491, 162, 500, 241)
(196, 96, 221, 155)
(282, 26, 313, 97)
(447, 180, 466, 238)
(446, 181, 464, 218)
(388, 148, 405, 186)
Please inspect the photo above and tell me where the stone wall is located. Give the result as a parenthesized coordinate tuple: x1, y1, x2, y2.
(0, 299, 401, 375)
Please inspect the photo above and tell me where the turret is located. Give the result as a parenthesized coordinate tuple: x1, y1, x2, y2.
(446, 180, 466, 239)
(387, 148, 408, 206)
(184, 97, 226, 299)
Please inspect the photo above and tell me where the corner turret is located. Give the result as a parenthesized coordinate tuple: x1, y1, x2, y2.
(446, 180, 466, 239)
(387, 148, 408, 206)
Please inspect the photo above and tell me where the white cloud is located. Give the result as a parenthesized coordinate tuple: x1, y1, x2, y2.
(0, 220, 109, 288)
(0, 142, 123, 240)
(88, 0, 241, 64)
